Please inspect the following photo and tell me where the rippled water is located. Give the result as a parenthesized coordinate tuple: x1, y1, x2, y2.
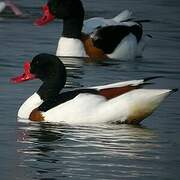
(0, 0, 180, 179)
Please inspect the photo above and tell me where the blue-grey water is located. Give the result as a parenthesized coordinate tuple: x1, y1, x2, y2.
(0, 0, 180, 179)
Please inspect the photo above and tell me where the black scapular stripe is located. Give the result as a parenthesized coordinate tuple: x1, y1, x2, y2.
(91, 24, 143, 54)
(38, 89, 98, 112)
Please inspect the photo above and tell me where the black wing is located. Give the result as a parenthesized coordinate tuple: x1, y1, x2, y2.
(91, 24, 143, 54)
(38, 89, 98, 112)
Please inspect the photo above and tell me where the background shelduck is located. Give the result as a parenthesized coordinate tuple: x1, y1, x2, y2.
(34, 0, 151, 60)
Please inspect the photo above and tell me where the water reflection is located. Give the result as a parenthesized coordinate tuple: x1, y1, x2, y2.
(60, 57, 118, 89)
(17, 123, 162, 179)
(17, 123, 64, 179)
(60, 57, 85, 89)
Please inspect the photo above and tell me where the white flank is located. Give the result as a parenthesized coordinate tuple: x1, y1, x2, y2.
(107, 33, 137, 60)
(136, 34, 152, 57)
(41, 89, 172, 125)
(109, 89, 172, 123)
(18, 93, 43, 119)
(56, 37, 87, 57)
(42, 93, 107, 124)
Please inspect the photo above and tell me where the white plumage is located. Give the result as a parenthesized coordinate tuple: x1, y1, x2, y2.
(18, 80, 174, 125)
(56, 37, 87, 57)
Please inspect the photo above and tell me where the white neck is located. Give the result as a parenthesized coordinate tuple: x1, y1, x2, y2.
(18, 93, 43, 119)
(56, 37, 87, 57)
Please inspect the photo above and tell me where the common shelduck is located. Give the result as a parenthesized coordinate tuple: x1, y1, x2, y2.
(0, 0, 23, 16)
(34, 0, 151, 60)
(11, 54, 177, 125)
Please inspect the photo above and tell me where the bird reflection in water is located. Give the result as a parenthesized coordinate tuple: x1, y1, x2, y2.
(16, 122, 160, 179)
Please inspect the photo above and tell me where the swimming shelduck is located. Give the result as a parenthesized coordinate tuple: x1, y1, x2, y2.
(11, 54, 177, 125)
(34, 0, 151, 60)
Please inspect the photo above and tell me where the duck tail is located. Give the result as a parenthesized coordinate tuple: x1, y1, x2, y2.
(171, 88, 178, 93)
(135, 19, 152, 23)
(124, 88, 177, 124)
(143, 76, 164, 82)
(138, 76, 164, 88)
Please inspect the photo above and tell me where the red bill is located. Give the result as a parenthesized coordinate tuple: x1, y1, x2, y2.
(11, 61, 36, 83)
(34, 4, 55, 26)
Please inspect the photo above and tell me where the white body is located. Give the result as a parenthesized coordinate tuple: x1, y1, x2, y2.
(136, 34, 152, 57)
(18, 79, 173, 125)
(107, 33, 137, 60)
(42, 89, 170, 125)
(107, 33, 152, 60)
